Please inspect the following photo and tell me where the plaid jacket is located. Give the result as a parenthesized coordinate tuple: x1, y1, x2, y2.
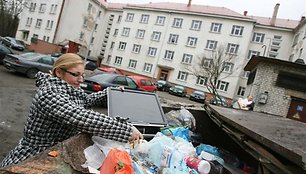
(0, 72, 132, 168)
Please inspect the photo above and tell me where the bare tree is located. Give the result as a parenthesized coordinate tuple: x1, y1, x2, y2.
(183, 45, 236, 102)
(0, 0, 24, 37)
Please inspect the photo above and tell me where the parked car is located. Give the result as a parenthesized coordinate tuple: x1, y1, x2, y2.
(92, 67, 124, 75)
(0, 44, 13, 64)
(128, 75, 157, 92)
(189, 90, 206, 103)
(2, 37, 25, 51)
(169, 85, 187, 97)
(3, 52, 57, 78)
(209, 96, 229, 107)
(156, 80, 172, 92)
(80, 73, 143, 93)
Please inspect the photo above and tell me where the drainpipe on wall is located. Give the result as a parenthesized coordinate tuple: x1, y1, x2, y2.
(53, 0, 66, 44)
(270, 3, 280, 26)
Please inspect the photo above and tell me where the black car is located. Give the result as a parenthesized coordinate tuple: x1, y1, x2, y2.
(3, 52, 57, 78)
(2, 37, 25, 51)
(80, 73, 143, 93)
(169, 85, 187, 97)
(156, 80, 172, 92)
(189, 90, 206, 103)
(209, 96, 229, 107)
(0, 44, 13, 64)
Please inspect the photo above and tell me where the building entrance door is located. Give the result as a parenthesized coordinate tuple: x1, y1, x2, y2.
(287, 97, 306, 123)
(159, 70, 169, 80)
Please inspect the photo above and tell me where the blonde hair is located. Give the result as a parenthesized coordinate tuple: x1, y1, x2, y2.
(52, 53, 84, 76)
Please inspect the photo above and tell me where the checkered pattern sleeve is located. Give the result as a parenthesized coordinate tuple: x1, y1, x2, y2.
(82, 88, 108, 107)
(38, 90, 132, 143)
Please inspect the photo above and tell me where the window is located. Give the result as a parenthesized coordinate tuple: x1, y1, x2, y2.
(143, 63, 153, 73)
(122, 27, 130, 36)
(292, 33, 300, 46)
(110, 42, 115, 49)
(90, 37, 94, 44)
(87, 3, 92, 13)
(94, 24, 98, 31)
(128, 59, 137, 69)
(50, 4, 57, 14)
(248, 50, 260, 59)
(106, 55, 112, 63)
(252, 32, 265, 43)
(196, 76, 208, 86)
(29, 3, 36, 12)
(83, 18, 88, 27)
(114, 29, 118, 36)
(182, 54, 193, 64)
(172, 18, 183, 28)
(147, 47, 157, 57)
(156, 16, 165, 25)
(226, 43, 239, 54)
(151, 31, 161, 41)
(177, 71, 188, 81)
(126, 13, 134, 22)
(202, 58, 213, 68)
(39, 4, 46, 13)
(243, 71, 250, 78)
(117, 15, 122, 23)
(46, 20, 53, 29)
(168, 34, 179, 44)
(190, 20, 202, 30)
(164, 50, 174, 60)
(114, 56, 122, 65)
(33, 34, 39, 39)
(186, 37, 197, 47)
(237, 86, 246, 96)
(231, 25, 244, 36)
(35, 19, 42, 28)
(140, 14, 149, 23)
(98, 10, 102, 17)
(206, 40, 218, 50)
(79, 32, 84, 40)
(132, 44, 141, 53)
(118, 42, 127, 50)
(136, 29, 145, 38)
(222, 62, 234, 73)
(26, 17, 32, 26)
(42, 36, 50, 42)
(210, 23, 222, 33)
(217, 80, 229, 91)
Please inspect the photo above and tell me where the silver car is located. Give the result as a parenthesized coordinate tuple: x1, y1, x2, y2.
(3, 52, 57, 78)
(2, 37, 25, 51)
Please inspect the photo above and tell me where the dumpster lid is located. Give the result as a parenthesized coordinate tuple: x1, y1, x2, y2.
(107, 87, 167, 126)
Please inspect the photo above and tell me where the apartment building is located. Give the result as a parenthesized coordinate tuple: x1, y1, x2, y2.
(15, 0, 305, 101)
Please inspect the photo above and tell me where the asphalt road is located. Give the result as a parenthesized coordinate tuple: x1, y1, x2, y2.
(0, 65, 200, 161)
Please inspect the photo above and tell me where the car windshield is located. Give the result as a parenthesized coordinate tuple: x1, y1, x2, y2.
(15, 40, 24, 45)
(20, 52, 41, 59)
(194, 91, 204, 96)
(175, 86, 184, 90)
(158, 80, 166, 85)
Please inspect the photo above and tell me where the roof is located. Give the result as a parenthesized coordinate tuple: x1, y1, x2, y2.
(244, 56, 306, 71)
(99, 1, 300, 29)
(250, 16, 300, 29)
(125, 2, 250, 19)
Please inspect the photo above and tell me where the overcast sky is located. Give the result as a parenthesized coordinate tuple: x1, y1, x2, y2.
(108, 0, 306, 20)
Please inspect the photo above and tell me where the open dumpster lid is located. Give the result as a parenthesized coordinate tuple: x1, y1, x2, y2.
(107, 88, 167, 126)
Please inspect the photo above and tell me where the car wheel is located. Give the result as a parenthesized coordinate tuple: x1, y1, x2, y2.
(26, 68, 39, 79)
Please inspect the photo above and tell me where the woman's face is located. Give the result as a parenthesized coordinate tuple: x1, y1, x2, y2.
(56, 64, 85, 88)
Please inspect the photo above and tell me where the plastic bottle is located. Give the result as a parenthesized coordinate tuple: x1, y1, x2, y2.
(184, 156, 211, 174)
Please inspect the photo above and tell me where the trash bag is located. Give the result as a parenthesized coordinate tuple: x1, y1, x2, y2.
(164, 108, 196, 131)
(100, 148, 134, 174)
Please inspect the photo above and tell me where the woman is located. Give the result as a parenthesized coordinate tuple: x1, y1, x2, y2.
(0, 53, 143, 168)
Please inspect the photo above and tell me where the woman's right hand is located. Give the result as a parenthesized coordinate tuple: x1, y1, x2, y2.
(129, 126, 143, 143)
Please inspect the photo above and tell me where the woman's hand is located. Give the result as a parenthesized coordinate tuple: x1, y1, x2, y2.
(129, 126, 143, 143)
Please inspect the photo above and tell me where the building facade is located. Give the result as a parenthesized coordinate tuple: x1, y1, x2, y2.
(15, 0, 306, 101)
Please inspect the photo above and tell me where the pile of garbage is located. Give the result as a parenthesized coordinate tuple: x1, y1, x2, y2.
(81, 108, 255, 174)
